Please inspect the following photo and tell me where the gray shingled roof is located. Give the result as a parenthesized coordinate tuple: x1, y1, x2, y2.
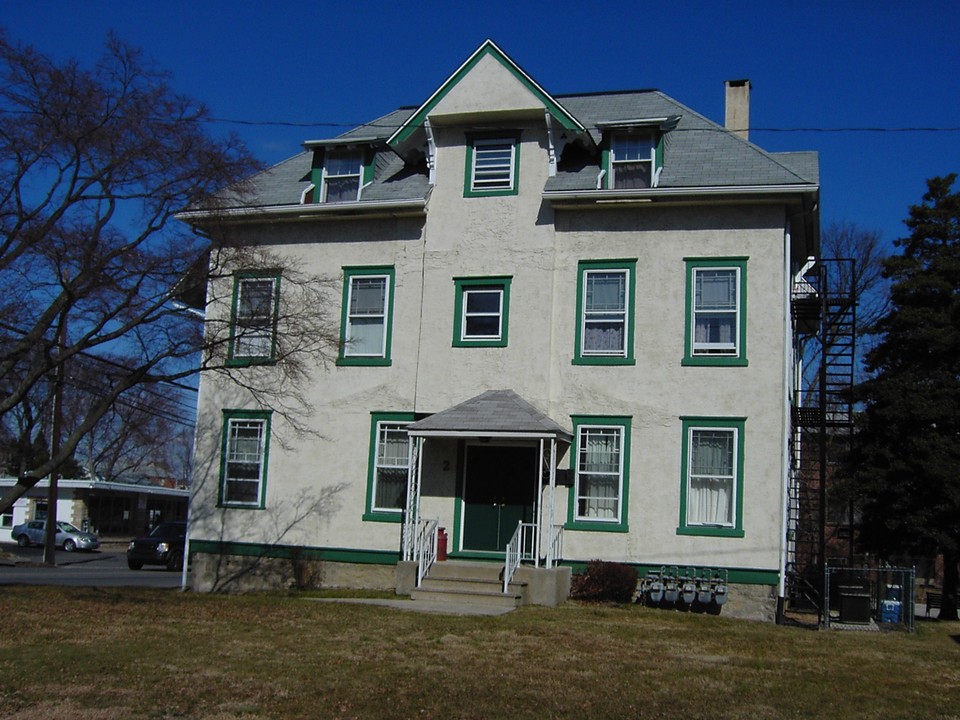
(214, 88, 817, 211)
(547, 90, 818, 191)
(408, 390, 572, 440)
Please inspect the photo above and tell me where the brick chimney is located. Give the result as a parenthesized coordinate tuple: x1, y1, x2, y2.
(724, 79, 751, 141)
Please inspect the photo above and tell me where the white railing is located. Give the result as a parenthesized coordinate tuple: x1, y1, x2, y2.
(416, 517, 439, 587)
(503, 522, 536, 593)
(548, 524, 563, 567)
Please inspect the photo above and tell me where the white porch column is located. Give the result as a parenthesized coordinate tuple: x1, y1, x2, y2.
(402, 436, 424, 562)
(546, 437, 557, 569)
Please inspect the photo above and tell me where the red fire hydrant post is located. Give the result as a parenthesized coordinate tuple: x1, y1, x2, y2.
(437, 527, 448, 561)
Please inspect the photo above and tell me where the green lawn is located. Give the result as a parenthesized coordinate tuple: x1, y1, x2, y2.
(1, 586, 957, 719)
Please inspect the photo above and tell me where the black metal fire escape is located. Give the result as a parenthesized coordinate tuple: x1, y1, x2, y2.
(785, 259, 857, 621)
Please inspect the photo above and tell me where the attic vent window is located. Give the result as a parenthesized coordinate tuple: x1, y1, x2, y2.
(322, 149, 362, 203)
(465, 134, 520, 197)
(611, 134, 655, 189)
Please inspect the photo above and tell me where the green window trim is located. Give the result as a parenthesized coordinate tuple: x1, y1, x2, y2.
(573, 259, 637, 365)
(566, 415, 631, 533)
(309, 146, 375, 204)
(218, 409, 272, 510)
(463, 132, 521, 198)
(452, 276, 512, 348)
(363, 412, 414, 523)
(677, 416, 746, 538)
(601, 132, 664, 190)
(337, 265, 395, 367)
(227, 271, 281, 366)
(682, 256, 748, 367)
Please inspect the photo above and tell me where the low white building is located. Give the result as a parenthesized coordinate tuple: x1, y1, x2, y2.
(182, 41, 819, 619)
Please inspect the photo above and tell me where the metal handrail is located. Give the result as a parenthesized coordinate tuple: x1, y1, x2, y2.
(416, 517, 438, 586)
(503, 522, 537, 593)
(548, 524, 563, 566)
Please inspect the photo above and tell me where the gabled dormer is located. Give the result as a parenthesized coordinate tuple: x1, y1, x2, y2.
(388, 40, 593, 187)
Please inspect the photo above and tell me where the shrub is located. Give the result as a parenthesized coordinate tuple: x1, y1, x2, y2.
(570, 560, 638, 603)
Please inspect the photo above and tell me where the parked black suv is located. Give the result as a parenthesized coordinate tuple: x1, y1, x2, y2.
(127, 520, 187, 571)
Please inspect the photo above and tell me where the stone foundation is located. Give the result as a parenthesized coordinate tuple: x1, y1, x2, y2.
(190, 552, 396, 593)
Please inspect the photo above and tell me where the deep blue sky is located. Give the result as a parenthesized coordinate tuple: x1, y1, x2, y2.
(3, 1, 958, 252)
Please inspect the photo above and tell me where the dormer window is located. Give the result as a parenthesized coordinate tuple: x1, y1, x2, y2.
(610, 134, 655, 189)
(321, 149, 362, 203)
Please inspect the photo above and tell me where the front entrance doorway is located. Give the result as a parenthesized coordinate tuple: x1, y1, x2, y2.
(461, 445, 537, 553)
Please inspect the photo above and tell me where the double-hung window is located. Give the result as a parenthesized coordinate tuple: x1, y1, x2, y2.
(574, 260, 636, 365)
(321, 149, 362, 203)
(229, 273, 280, 363)
(338, 266, 395, 366)
(220, 411, 271, 508)
(679, 417, 745, 537)
(453, 276, 511, 347)
(567, 416, 631, 532)
(364, 412, 414, 521)
(464, 134, 520, 196)
(610, 133, 656, 189)
(684, 257, 748, 366)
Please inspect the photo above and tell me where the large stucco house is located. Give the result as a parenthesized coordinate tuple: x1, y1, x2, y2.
(180, 41, 820, 620)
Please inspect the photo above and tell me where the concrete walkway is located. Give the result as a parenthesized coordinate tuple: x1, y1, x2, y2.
(304, 596, 516, 616)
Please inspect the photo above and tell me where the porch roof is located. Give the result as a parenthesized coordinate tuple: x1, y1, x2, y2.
(407, 390, 572, 442)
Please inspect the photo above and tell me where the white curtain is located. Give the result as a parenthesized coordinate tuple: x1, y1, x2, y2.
(578, 429, 621, 519)
(688, 430, 734, 525)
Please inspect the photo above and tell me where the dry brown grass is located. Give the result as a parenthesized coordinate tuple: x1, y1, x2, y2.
(1, 586, 957, 719)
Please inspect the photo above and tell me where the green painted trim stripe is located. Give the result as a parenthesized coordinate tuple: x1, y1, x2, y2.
(190, 540, 401, 565)
(188, 541, 779, 585)
(560, 560, 779, 586)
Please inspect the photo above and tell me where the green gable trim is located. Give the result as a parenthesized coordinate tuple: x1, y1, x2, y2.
(190, 539, 401, 566)
(388, 40, 584, 149)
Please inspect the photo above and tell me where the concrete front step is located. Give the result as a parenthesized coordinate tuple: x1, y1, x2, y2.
(426, 560, 504, 582)
(411, 560, 525, 609)
(411, 586, 523, 609)
(419, 576, 526, 596)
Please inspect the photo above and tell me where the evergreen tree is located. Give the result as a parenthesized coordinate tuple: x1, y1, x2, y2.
(853, 174, 960, 620)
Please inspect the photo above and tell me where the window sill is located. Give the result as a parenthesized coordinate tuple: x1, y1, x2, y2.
(226, 357, 278, 368)
(217, 503, 265, 511)
(564, 520, 629, 533)
(681, 356, 748, 368)
(362, 511, 403, 524)
(572, 357, 636, 366)
(463, 188, 519, 198)
(337, 357, 392, 367)
(676, 525, 745, 538)
(453, 340, 508, 348)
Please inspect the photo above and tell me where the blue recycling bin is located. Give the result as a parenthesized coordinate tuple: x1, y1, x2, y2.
(881, 599, 901, 623)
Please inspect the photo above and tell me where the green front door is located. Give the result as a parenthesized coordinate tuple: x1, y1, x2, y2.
(461, 445, 536, 553)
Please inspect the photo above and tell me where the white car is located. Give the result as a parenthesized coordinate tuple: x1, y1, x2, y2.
(11, 520, 101, 552)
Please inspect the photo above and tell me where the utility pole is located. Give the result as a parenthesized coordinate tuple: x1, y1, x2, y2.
(43, 312, 67, 566)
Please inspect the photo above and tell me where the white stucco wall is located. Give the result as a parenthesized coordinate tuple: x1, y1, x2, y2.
(190, 115, 793, 580)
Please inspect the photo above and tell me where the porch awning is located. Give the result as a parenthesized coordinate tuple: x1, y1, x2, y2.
(407, 389, 572, 442)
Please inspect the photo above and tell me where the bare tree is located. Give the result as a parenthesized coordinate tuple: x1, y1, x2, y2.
(0, 33, 339, 514)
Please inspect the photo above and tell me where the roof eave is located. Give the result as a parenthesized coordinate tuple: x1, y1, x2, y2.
(176, 198, 428, 225)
